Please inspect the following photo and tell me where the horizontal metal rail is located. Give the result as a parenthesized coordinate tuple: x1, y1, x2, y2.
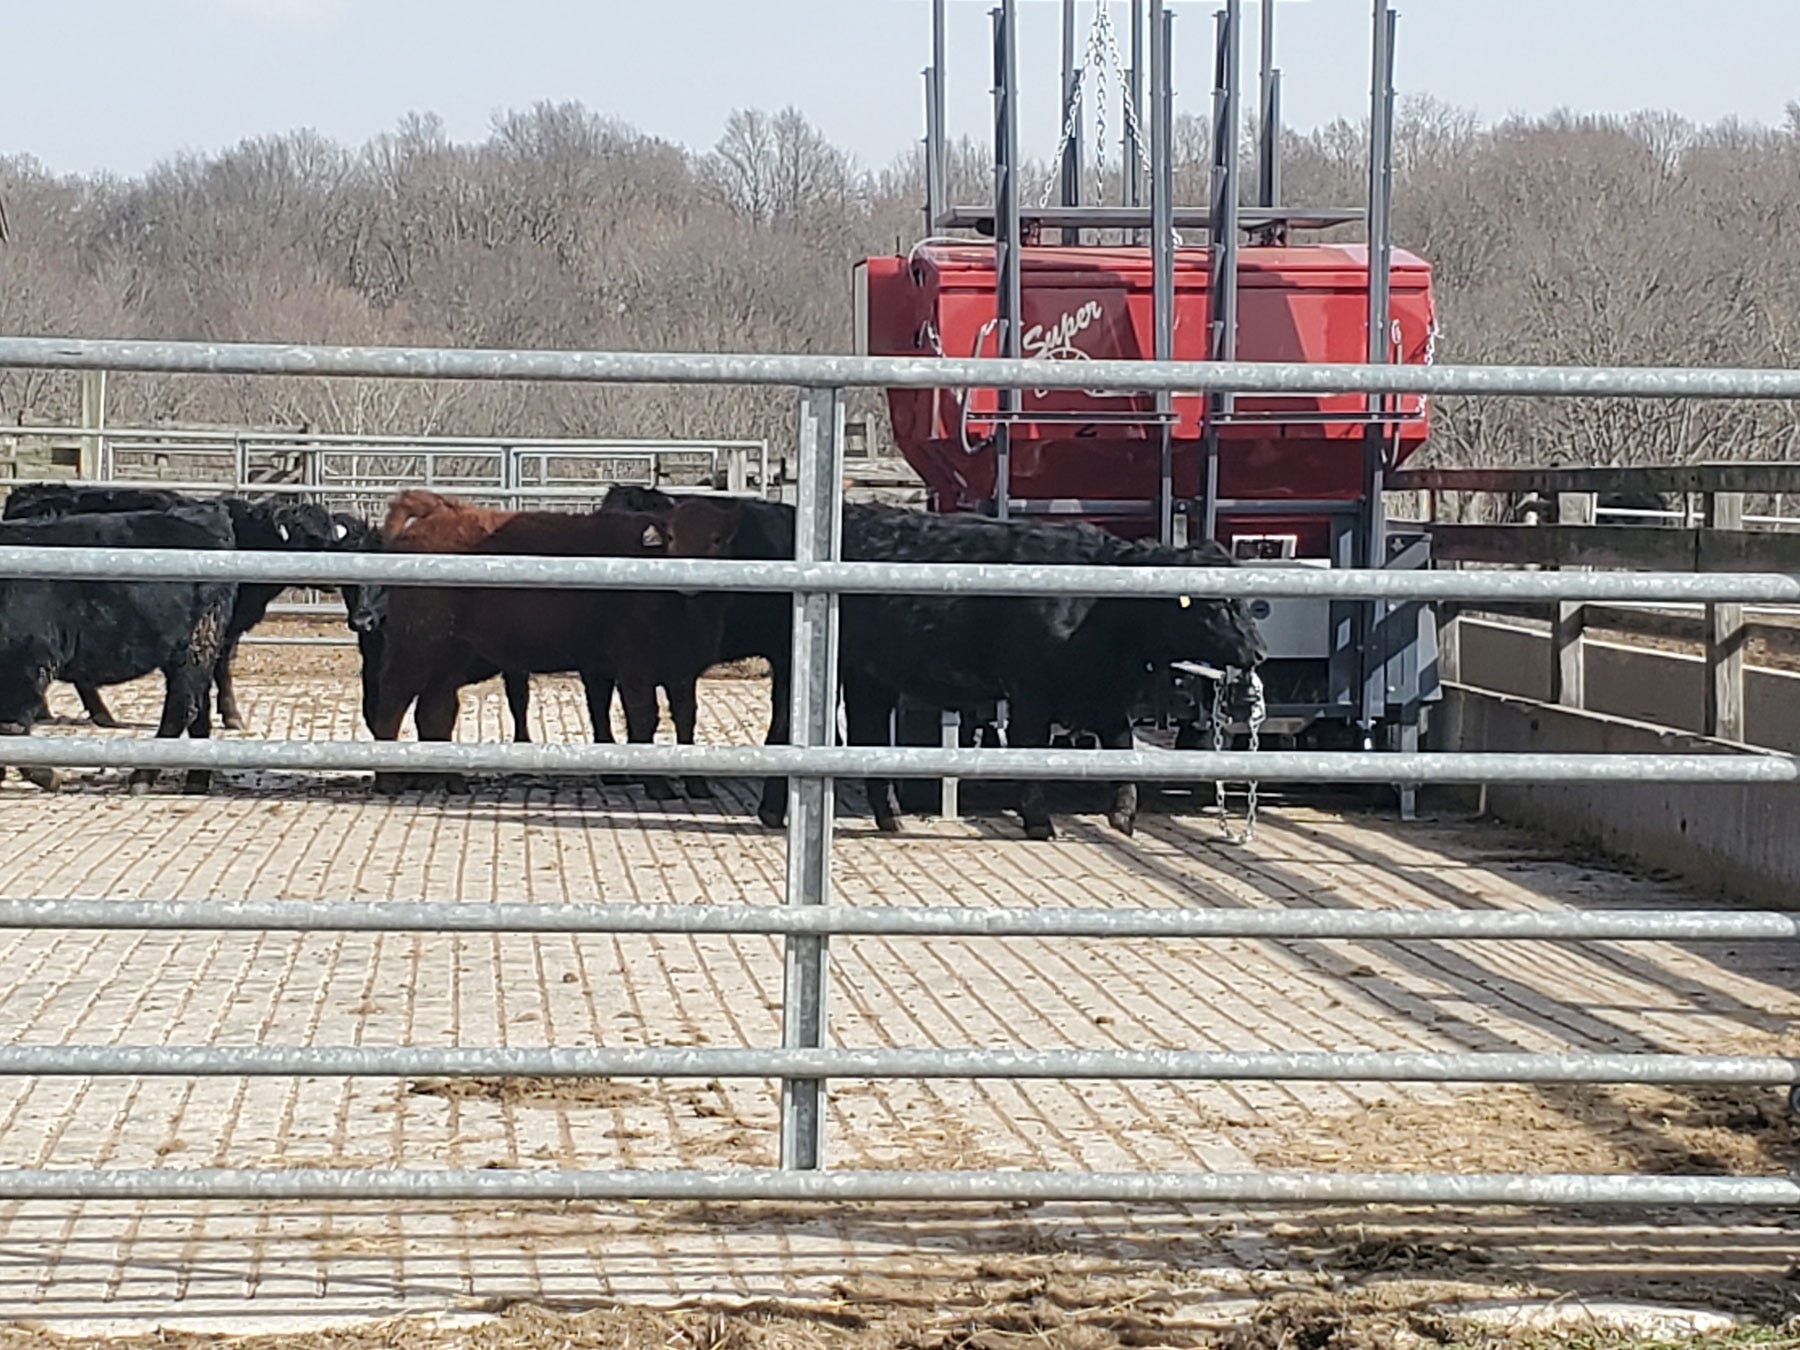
(0, 738, 1790, 783)
(1, 477, 624, 501)
(3, 545, 1799, 603)
(0, 1167, 1791, 1206)
(3, 898, 1792, 942)
(6, 425, 766, 452)
(7, 335, 1800, 400)
(0, 1045, 1791, 1084)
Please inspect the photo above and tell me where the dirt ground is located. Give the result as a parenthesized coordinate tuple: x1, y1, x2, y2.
(2, 625, 1797, 1345)
(1, 1280, 1794, 1349)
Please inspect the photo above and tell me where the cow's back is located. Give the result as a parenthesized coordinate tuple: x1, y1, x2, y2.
(0, 505, 237, 685)
(836, 506, 1113, 701)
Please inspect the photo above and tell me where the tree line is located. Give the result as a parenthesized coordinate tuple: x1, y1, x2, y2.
(5, 97, 1800, 473)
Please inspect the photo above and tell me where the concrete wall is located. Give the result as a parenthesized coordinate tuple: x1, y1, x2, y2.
(1435, 685, 1800, 906)
(1458, 617, 1800, 754)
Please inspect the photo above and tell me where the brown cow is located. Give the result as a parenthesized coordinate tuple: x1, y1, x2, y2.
(370, 490, 741, 797)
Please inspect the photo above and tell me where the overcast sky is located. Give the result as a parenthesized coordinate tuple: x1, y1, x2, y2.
(9, 1, 1798, 179)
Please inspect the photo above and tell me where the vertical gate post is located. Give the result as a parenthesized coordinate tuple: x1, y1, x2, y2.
(78, 370, 108, 480)
(1704, 490, 1746, 741)
(780, 386, 844, 1172)
(1550, 491, 1591, 709)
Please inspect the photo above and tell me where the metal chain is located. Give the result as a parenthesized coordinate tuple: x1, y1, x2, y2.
(1096, 9, 1158, 204)
(1036, 4, 1172, 246)
(1039, 56, 1092, 208)
(1211, 668, 1266, 844)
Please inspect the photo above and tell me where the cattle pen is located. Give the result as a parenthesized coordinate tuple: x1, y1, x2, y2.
(0, 335, 1797, 1344)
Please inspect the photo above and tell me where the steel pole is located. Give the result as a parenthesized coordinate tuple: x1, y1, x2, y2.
(1127, 0, 1146, 213)
(1150, 2, 1176, 544)
(1258, 0, 1279, 209)
(1358, 2, 1398, 731)
(780, 386, 844, 1171)
(1060, 0, 1082, 243)
(992, 0, 1023, 520)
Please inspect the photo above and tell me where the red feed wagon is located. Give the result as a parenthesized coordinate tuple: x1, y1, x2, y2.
(857, 241, 1435, 553)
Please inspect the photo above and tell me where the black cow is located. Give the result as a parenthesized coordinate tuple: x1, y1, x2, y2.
(0, 502, 237, 793)
(833, 506, 1264, 839)
(2, 486, 345, 729)
(588, 485, 796, 805)
(593, 489, 1264, 839)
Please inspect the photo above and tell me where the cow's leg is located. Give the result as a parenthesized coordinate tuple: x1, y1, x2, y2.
(182, 678, 215, 795)
(617, 674, 675, 801)
(1094, 714, 1139, 836)
(1008, 695, 1056, 841)
(133, 660, 210, 794)
(77, 683, 123, 729)
(503, 670, 532, 744)
(214, 633, 247, 731)
(666, 676, 711, 798)
(356, 634, 384, 738)
(581, 670, 628, 785)
(367, 638, 430, 794)
(843, 678, 899, 833)
(754, 652, 791, 828)
(0, 730, 61, 792)
(414, 675, 468, 794)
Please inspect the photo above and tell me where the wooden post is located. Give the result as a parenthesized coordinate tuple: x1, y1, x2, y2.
(78, 370, 108, 479)
(1548, 491, 1592, 709)
(1704, 490, 1746, 742)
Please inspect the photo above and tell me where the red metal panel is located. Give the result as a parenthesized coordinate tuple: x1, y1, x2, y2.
(863, 241, 1435, 544)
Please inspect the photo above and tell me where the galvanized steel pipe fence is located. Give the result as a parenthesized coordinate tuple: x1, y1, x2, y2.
(1, 333, 1797, 1210)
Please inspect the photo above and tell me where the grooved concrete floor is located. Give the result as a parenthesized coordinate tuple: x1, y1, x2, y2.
(0, 672, 1794, 1331)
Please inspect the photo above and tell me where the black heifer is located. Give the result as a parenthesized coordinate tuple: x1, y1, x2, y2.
(595, 490, 1264, 840)
(833, 507, 1265, 840)
(0, 503, 237, 794)
(3, 486, 346, 729)
(591, 485, 796, 811)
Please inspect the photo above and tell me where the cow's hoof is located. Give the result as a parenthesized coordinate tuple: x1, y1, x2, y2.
(1108, 810, 1137, 837)
(683, 777, 714, 800)
(440, 773, 471, 795)
(1024, 819, 1056, 842)
(874, 815, 901, 834)
(182, 771, 213, 796)
(128, 772, 155, 796)
(88, 713, 123, 731)
(21, 767, 62, 794)
(223, 714, 247, 732)
(371, 771, 406, 795)
(644, 778, 678, 802)
(756, 806, 785, 829)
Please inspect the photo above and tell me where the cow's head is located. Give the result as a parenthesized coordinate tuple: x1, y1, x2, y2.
(1132, 538, 1267, 672)
(660, 497, 743, 596)
(330, 517, 388, 634)
(270, 501, 340, 551)
(0, 655, 53, 736)
(228, 498, 337, 552)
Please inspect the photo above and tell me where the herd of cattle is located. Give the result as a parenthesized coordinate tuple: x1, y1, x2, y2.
(0, 482, 1266, 839)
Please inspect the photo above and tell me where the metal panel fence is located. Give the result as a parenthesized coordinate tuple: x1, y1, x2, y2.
(0, 334, 1797, 1210)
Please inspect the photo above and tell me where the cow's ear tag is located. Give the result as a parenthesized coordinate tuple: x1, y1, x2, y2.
(643, 524, 666, 548)
(277, 523, 291, 542)
(1179, 595, 1192, 608)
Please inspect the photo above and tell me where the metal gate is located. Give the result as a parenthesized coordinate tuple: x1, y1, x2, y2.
(0, 334, 1795, 1209)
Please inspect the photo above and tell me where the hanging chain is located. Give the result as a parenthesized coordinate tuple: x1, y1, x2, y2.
(1211, 668, 1266, 844)
(1097, 8, 1158, 209)
(1032, 5, 1177, 246)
